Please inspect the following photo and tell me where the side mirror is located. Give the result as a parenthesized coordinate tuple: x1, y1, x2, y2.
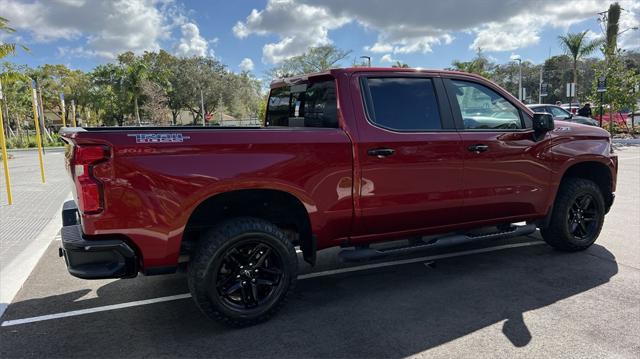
(533, 112, 554, 135)
(567, 113, 573, 119)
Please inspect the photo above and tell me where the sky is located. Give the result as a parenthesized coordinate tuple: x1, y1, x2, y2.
(1, 0, 639, 80)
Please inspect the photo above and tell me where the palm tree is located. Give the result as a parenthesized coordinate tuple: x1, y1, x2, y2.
(118, 51, 149, 125)
(0, 16, 28, 59)
(123, 60, 148, 126)
(391, 61, 409, 68)
(558, 31, 601, 102)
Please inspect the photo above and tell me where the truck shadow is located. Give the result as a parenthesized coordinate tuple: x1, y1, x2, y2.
(1, 244, 619, 358)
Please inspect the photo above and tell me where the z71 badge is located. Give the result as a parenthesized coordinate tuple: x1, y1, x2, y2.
(128, 133, 190, 143)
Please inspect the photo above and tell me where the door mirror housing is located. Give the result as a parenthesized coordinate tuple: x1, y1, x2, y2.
(532, 113, 554, 136)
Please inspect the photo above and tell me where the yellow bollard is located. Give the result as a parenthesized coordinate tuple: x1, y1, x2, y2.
(0, 97, 13, 205)
(31, 82, 46, 183)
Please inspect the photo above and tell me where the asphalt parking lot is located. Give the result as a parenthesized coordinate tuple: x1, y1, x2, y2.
(1, 146, 638, 358)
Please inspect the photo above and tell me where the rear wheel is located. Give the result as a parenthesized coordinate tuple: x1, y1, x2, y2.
(188, 217, 297, 326)
(541, 178, 605, 251)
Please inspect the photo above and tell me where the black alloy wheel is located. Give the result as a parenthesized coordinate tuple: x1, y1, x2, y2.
(215, 240, 285, 311)
(567, 193, 599, 240)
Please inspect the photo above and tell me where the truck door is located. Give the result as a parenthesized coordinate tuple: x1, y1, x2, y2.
(442, 78, 552, 223)
(350, 74, 465, 238)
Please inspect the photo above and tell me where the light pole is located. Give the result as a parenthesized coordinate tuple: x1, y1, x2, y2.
(511, 55, 523, 101)
(538, 66, 543, 104)
(360, 56, 371, 67)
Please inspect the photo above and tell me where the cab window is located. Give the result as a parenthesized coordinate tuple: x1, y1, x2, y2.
(266, 80, 338, 128)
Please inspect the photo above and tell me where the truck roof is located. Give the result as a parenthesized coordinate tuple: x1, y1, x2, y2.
(270, 67, 486, 88)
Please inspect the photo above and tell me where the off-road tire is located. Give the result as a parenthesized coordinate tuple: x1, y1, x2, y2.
(541, 178, 605, 251)
(188, 217, 298, 327)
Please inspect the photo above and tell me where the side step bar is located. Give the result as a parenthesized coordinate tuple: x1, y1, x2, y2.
(338, 224, 537, 262)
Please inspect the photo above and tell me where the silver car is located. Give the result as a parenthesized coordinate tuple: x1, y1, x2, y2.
(528, 104, 599, 126)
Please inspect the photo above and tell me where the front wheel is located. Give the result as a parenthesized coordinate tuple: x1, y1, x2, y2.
(188, 217, 298, 327)
(541, 178, 605, 251)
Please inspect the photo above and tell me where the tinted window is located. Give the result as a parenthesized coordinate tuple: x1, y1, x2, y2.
(266, 80, 338, 128)
(451, 80, 522, 130)
(362, 77, 442, 131)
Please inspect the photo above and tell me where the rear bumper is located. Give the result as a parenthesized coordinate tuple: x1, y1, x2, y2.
(59, 200, 138, 279)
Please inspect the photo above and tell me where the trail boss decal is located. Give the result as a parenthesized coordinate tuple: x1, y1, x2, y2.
(128, 133, 190, 143)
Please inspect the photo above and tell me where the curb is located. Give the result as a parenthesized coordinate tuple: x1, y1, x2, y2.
(7, 147, 65, 152)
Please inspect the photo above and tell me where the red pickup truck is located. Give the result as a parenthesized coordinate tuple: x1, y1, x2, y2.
(60, 68, 617, 326)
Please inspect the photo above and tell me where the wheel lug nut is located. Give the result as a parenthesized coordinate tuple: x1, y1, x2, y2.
(249, 263, 253, 266)
(242, 281, 246, 285)
(236, 275, 240, 278)
(252, 279, 256, 283)
(240, 266, 243, 269)
(255, 269, 259, 272)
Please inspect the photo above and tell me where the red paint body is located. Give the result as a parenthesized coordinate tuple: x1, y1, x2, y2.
(61, 68, 617, 272)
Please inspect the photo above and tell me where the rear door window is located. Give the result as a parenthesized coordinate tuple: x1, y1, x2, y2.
(361, 77, 442, 131)
(266, 80, 338, 128)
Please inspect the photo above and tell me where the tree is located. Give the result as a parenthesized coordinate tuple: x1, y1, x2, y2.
(491, 61, 542, 103)
(591, 49, 639, 131)
(558, 31, 601, 102)
(26, 64, 91, 125)
(0, 16, 27, 59)
(90, 63, 129, 126)
(392, 61, 409, 68)
(0, 62, 32, 134)
(449, 49, 494, 78)
(119, 52, 148, 125)
(268, 45, 351, 78)
(140, 79, 169, 125)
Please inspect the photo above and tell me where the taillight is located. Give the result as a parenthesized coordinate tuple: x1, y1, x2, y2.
(73, 145, 109, 214)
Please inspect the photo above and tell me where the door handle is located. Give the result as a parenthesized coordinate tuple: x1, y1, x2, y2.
(467, 144, 489, 153)
(367, 148, 395, 158)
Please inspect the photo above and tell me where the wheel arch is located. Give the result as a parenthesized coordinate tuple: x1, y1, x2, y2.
(182, 188, 315, 265)
(559, 160, 614, 211)
(540, 159, 615, 229)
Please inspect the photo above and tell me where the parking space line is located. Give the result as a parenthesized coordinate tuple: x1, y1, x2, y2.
(1, 240, 543, 327)
(1, 294, 192, 327)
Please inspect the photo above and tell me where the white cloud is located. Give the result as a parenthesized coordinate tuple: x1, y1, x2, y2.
(175, 22, 208, 57)
(233, 0, 350, 63)
(364, 43, 392, 53)
(617, 0, 640, 50)
(0, 0, 212, 59)
(380, 54, 396, 63)
(471, 18, 541, 52)
(237, 0, 633, 58)
(239, 58, 255, 71)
